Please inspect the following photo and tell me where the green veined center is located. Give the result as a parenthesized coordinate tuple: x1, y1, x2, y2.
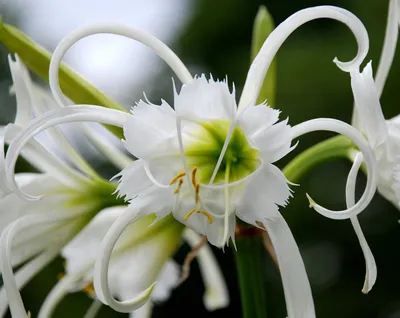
(184, 119, 260, 184)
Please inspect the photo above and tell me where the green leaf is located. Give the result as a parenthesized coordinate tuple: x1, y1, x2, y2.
(251, 6, 276, 106)
(0, 20, 126, 138)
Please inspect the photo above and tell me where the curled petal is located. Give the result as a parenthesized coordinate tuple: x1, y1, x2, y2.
(49, 23, 193, 108)
(183, 229, 229, 311)
(346, 152, 376, 293)
(292, 118, 377, 219)
(93, 206, 155, 312)
(5, 105, 129, 200)
(238, 5, 369, 112)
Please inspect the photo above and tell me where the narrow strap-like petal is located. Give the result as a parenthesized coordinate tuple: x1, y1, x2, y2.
(346, 152, 377, 293)
(93, 206, 155, 312)
(292, 118, 377, 220)
(49, 23, 193, 108)
(263, 214, 315, 318)
(4, 105, 129, 200)
(238, 5, 369, 112)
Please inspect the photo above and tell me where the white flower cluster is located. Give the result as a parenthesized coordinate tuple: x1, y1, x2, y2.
(1, 2, 400, 318)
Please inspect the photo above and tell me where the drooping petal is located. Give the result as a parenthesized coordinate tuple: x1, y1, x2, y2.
(262, 215, 315, 318)
(123, 100, 179, 160)
(292, 118, 377, 220)
(236, 163, 291, 226)
(238, 5, 369, 112)
(350, 62, 388, 148)
(346, 152, 376, 293)
(183, 229, 229, 310)
(174, 75, 237, 120)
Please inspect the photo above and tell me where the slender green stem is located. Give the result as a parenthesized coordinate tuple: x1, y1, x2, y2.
(235, 235, 268, 318)
(283, 135, 353, 182)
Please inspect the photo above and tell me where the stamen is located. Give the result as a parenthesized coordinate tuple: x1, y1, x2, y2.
(195, 184, 200, 204)
(191, 168, 198, 187)
(173, 178, 184, 194)
(184, 208, 213, 224)
(170, 170, 186, 185)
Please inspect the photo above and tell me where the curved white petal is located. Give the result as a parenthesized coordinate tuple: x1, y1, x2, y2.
(123, 100, 178, 160)
(350, 61, 388, 147)
(183, 228, 229, 311)
(0, 215, 67, 318)
(375, 0, 400, 96)
(129, 301, 153, 318)
(346, 152, 376, 293)
(292, 118, 377, 220)
(49, 23, 193, 108)
(236, 163, 291, 226)
(5, 105, 129, 200)
(238, 6, 369, 112)
(263, 215, 315, 318)
(3, 124, 86, 189)
(174, 75, 237, 120)
(0, 248, 59, 317)
(93, 206, 156, 312)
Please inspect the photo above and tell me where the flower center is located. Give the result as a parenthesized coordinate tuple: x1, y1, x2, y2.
(184, 119, 260, 184)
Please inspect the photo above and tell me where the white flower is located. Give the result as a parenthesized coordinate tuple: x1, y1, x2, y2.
(36, 206, 228, 318)
(347, 0, 400, 292)
(3, 5, 378, 318)
(0, 56, 133, 317)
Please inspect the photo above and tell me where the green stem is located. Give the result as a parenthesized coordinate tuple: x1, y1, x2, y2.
(234, 135, 354, 318)
(283, 135, 353, 182)
(235, 235, 268, 318)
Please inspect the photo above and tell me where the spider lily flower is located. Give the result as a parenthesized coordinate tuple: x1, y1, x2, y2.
(2, 5, 378, 318)
(346, 0, 400, 293)
(37, 206, 228, 318)
(0, 57, 132, 317)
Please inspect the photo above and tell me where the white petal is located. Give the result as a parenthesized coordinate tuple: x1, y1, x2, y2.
(292, 118, 377, 220)
(49, 23, 193, 108)
(238, 104, 280, 138)
(262, 215, 315, 318)
(115, 160, 153, 201)
(350, 61, 388, 148)
(0, 249, 59, 317)
(238, 6, 369, 112)
(123, 100, 179, 159)
(346, 152, 376, 293)
(129, 301, 153, 318)
(7, 55, 33, 127)
(4, 105, 129, 200)
(236, 163, 291, 226)
(183, 229, 229, 310)
(174, 75, 237, 120)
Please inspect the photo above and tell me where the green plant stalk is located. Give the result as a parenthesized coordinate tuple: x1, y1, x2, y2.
(0, 21, 126, 138)
(235, 236, 268, 318)
(235, 135, 354, 318)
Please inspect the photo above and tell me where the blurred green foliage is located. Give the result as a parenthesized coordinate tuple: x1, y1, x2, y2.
(1, 0, 400, 317)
